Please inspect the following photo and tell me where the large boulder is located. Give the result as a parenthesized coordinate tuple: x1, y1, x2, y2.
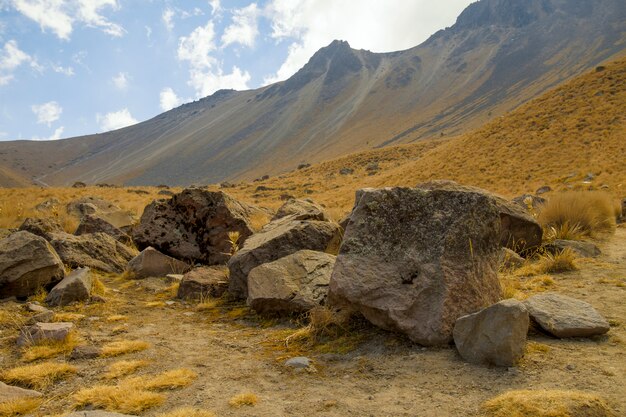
(417, 181, 542, 253)
(271, 199, 330, 222)
(17, 322, 74, 346)
(132, 189, 261, 264)
(228, 218, 342, 299)
(50, 232, 137, 273)
(45, 267, 93, 307)
(75, 215, 132, 245)
(453, 299, 529, 367)
(66, 197, 135, 229)
(329, 186, 503, 345)
(524, 293, 610, 338)
(126, 247, 191, 279)
(247, 250, 336, 314)
(18, 217, 64, 240)
(177, 266, 228, 300)
(0, 231, 65, 299)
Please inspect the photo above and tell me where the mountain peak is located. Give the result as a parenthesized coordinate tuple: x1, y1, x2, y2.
(455, 0, 555, 29)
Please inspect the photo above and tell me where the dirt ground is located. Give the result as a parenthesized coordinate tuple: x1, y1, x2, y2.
(1, 228, 625, 417)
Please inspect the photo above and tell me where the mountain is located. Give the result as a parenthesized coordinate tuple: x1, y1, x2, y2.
(1, 0, 625, 187)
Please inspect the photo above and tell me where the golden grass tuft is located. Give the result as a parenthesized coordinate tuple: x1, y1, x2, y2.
(229, 392, 258, 408)
(126, 368, 197, 390)
(516, 248, 578, 276)
(1, 362, 76, 389)
(538, 191, 617, 239)
(286, 306, 351, 347)
(53, 312, 85, 322)
(156, 407, 217, 417)
(106, 314, 128, 322)
(249, 211, 271, 232)
(21, 331, 79, 362)
(0, 310, 25, 330)
(27, 287, 47, 304)
(103, 359, 150, 379)
(92, 276, 107, 295)
(100, 340, 150, 357)
(0, 397, 43, 417)
(481, 389, 615, 417)
(74, 384, 165, 414)
(145, 301, 166, 308)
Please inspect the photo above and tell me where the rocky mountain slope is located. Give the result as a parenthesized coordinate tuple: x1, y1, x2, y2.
(1, 0, 625, 187)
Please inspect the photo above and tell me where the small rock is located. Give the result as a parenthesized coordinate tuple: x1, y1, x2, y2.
(90, 294, 107, 303)
(18, 217, 64, 240)
(70, 345, 102, 360)
(177, 266, 228, 300)
(339, 167, 354, 175)
(0, 381, 42, 402)
(45, 267, 93, 307)
(285, 357, 311, 368)
(543, 239, 601, 258)
(165, 274, 184, 283)
(72, 181, 87, 188)
(126, 247, 191, 279)
(29, 310, 55, 324)
(566, 364, 576, 371)
(165, 300, 176, 306)
(535, 186, 552, 195)
(24, 302, 49, 313)
(158, 190, 174, 196)
(524, 293, 610, 338)
(75, 215, 132, 245)
(500, 248, 525, 270)
(34, 198, 60, 212)
(272, 199, 330, 222)
(17, 322, 74, 346)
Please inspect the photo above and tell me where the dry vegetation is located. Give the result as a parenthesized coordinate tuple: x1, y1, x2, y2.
(99, 340, 150, 357)
(1, 362, 76, 390)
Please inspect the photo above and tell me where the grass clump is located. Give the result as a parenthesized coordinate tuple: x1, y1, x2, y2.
(229, 392, 258, 408)
(0, 397, 43, 417)
(74, 385, 165, 414)
(106, 314, 128, 322)
(103, 359, 150, 379)
(127, 368, 197, 390)
(481, 389, 615, 417)
(21, 331, 79, 362)
(516, 248, 578, 276)
(92, 276, 107, 295)
(53, 312, 85, 322)
(156, 408, 217, 417)
(286, 306, 351, 347)
(100, 340, 149, 357)
(538, 191, 617, 239)
(1, 362, 76, 389)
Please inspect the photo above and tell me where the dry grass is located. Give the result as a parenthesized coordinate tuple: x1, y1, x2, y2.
(27, 288, 47, 304)
(100, 340, 150, 357)
(103, 359, 150, 379)
(21, 331, 79, 362)
(516, 248, 578, 276)
(501, 274, 555, 299)
(481, 389, 615, 417)
(229, 392, 258, 408)
(248, 211, 271, 232)
(92, 276, 107, 295)
(538, 191, 618, 239)
(0, 397, 43, 417)
(156, 408, 217, 417)
(73, 384, 165, 414)
(1, 362, 76, 389)
(126, 368, 197, 390)
(0, 309, 25, 331)
(106, 314, 128, 322)
(53, 312, 85, 322)
(286, 306, 351, 346)
(145, 301, 166, 308)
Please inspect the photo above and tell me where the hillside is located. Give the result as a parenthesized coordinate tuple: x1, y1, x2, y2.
(0, 0, 625, 187)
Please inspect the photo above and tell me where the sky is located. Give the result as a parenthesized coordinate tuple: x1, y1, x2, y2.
(0, 0, 474, 142)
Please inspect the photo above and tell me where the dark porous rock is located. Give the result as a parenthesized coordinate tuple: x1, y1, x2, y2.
(228, 218, 342, 299)
(329, 186, 503, 345)
(126, 247, 191, 279)
(500, 248, 525, 270)
(75, 214, 132, 245)
(247, 250, 335, 314)
(72, 181, 87, 188)
(272, 199, 330, 222)
(45, 267, 93, 307)
(297, 163, 310, 170)
(220, 182, 235, 189)
(543, 239, 601, 258)
(70, 345, 102, 360)
(0, 381, 42, 402)
(50, 232, 137, 273)
(453, 299, 529, 367)
(0, 231, 65, 299)
(18, 217, 64, 240)
(66, 197, 135, 229)
(417, 181, 542, 254)
(132, 189, 262, 264)
(177, 266, 228, 300)
(524, 293, 610, 338)
(511, 194, 546, 211)
(17, 322, 74, 346)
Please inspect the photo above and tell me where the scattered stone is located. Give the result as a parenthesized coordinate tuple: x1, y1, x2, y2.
(417, 181, 542, 253)
(220, 182, 235, 188)
(329, 186, 503, 345)
(65, 411, 137, 417)
(75, 215, 132, 245)
(165, 274, 184, 283)
(228, 218, 342, 299)
(0, 231, 65, 299)
(132, 189, 261, 264)
(17, 322, 74, 346)
(500, 248, 525, 270)
(157, 190, 174, 196)
(72, 181, 87, 188)
(297, 163, 310, 170)
(524, 293, 610, 338)
(50, 232, 137, 273)
(272, 199, 330, 222)
(584, 173, 595, 182)
(339, 167, 354, 175)
(535, 186, 552, 195)
(45, 267, 93, 307)
(70, 345, 102, 360)
(34, 198, 60, 212)
(511, 194, 546, 211)
(24, 302, 49, 313)
(126, 247, 191, 279)
(18, 217, 64, 240)
(255, 185, 272, 192)
(165, 300, 176, 306)
(128, 189, 149, 195)
(90, 294, 107, 303)
(0, 381, 42, 402)
(453, 299, 529, 367)
(365, 162, 379, 172)
(66, 197, 135, 229)
(544, 239, 601, 258)
(285, 357, 311, 368)
(30, 310, 54, 323)
(248, 250, 335, 314)
(177, 266, 228, 300)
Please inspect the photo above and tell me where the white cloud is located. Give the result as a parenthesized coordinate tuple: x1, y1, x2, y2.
(209, 0, 220, 15)
(112, 71, 129, 90)
(162, 7, 174, 31)
(97, 108, 137, 132)
(31, 101, 62, 126)
(52, 63, 74, 75)
(159, 87, 182, 111)
(0, 40, 39, 71)
(221, 3, 259, 48)
(10, 0, 124, 40)
(145, 25, 152, 38)
(189, 66, 250, 97)
(264, 0, 472, 83)
(177, 21, 217, 69)
(31, 126, 64, 140)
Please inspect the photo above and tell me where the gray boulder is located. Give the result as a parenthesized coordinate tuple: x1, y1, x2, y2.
(228, 218, 342, 299)
(75, 215, 131, 245)
(417, 181, 542, 253)
(524, 293, 610, 338)
(0, 381, 42, 402)
(0, 231, 65, 299)
(329, 186, 503, 345)
(45, 267, 93, 307)
(133, 189, 261, 264)
(50, 232, 137, 273)
(500, 248, 525, 270)
(453, 299, 529, 366)
(66, 197, 135, 229)
(18, 217, 64, 240)
(17, 322, 74, 346)
(126, 247, 191, 279)
(177, 266, 228, 300)
(544, 239, 601, 258)
(272, 199, 330, 222)
(247, 250, 335, 314)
